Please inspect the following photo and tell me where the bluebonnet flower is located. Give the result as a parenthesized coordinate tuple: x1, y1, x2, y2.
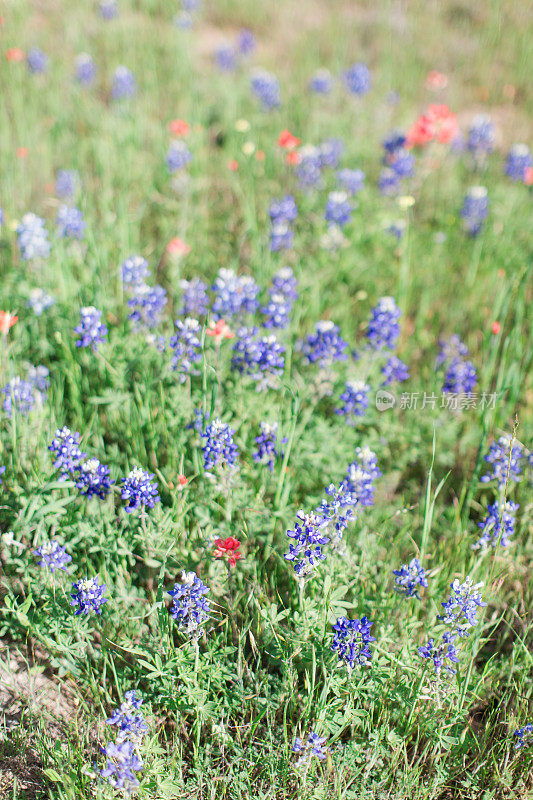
(336, 168, 365, 196)
(342, 446, 381, 507)
(269, 222, 294, 252)
(331, 616, 376, 669)
(298, 320, 348, 366)
(437, 334, 469, 366)
(27, 48, 48, 74)
(513, 724, 533, 750)
(284, 511, 329, 579)
(111, 66, 136, 100)
(292, 731, 328, 767)
(272, 265, 298, 300)
(473, 500, 519, 550)
(168, 571, 211, 639)
(128, 284, 167, 329)
(56, 205, 86, 239)
(121, 255, 150, 287)
(0, 208, 4, 226)
(342, 62, 371, 96)
(325, 191, 353, 227)
(99, 741, 143, 793)
(75, 306, 108, 350)
(211, 269, 260, 319)
(99, 0, 119, 19)
(107, 690, 148, 744)
(269, 195, 298, 224)
(214, 43, 237, 71)
(121, 467, 160, 512)
(382, 134, 415, 179)
(417, 633, 460, 676)
(319, 138, 345, 169)
(314, 483, 358, 548)
(386, 220, 407, 239)
(166, 140, 193, 173)
(190, 407, 209, 434)
(439, 576, 486, 637)
(250, 69, 281, 109)
(17, 213, 51, 261)
(378, 168, 400, 195)
(2, 377, 38, 417)
(366, 297, 401, 351)
(504, 144, 531, 182)
(481, 435, 524, 490)
(0, 466, 5, 485)
(27, 365, 50, 395)
(335, 380, 370, 420)
(231, 328, 285, 389)
(294, 145, 323, 190)
(49, 426, 85, 479)
(76, 457, 113, 499)
(70, 576, 108, 615)
(382, 130, 406, 153)
(181, 0, 201, 9)
(169, 317, 202, 380)
(393, 558, 428, 598)
(467, 114, 494, 156)
(237, 28, 256, 56)
(460, 186, 489, 236)
(201, 419, 239, 471)
(381, 355, 409, 385)
(442, 358, 477, 394)
(253, 422, 285, 471)
(55, 169, 79, 200)
(34, 540, 72, 573)
(75, 53, 97, 86)
(179, 277, 209, 317)
(308, 68, 333, 94)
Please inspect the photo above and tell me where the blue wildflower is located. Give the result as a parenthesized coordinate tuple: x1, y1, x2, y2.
(393, 558, 428, 598)
(2, 377, 39, 417)
(211, 269, 260, 319)
(179, 277, 210, 317)
(336, 168, 365, 196)
(55, 170, 79, 200)
(294, 145, 323, 190)
(166, 140, 193, 173)
(34, 540, 72, 573)
(27, 48, 48, 74)
(467, 114, 494, 156)
(237, 28, 256, 56)
(168, 571, 211, 639)
(513, 724, 533, 750)
(298, 320, 348, 366)
(76, 457, 113, 499)
(342, 446, 381, 507)
(214, 43, 237, 71)
(342, 62, 371, 96)
(49, 426, 85, 479)
(460, 186, 489, 236)
(442, 358, 477, 394)
(366, 297, 401, 351)
(70, 576, 108, 615)
(106, 690, 148, 744)
(121, 255, 150, 287)
(481, 435, 524, 490)
(439, 576, 486, 637)
(75, 53, 97, 86)
(231, 327, 285, 390)
(250, 69, 281, 109)
(292, 731, 328, 767)
(335, 380, 370, 420)
(308, 69, 333, 94)
(99, 0, 119, 18)
(319, 138, 345, 169)
(17, 213, 51, 261)
(111, 66, 136, 100)
(253, 422, 286, 471)
(325, 191, 353, 227)
(201, 419, 239, 471)
(128, 284, 167, 329)
(473, 500, 518, 550)
(56, 205, 86, 239)
(169, 317, 203, 380)
(417, 632, 460, 675)
(331, 616, 376, 669)
(437, 334, 469, 366)
(284, 511, 329, 579)
(75, 306, 108, 350)
(99, 741, 143, 792)
(269, 195, 298, 224)
(121, 467, 160, 512)
(381, 355, 409, 385)
(505, 144, 531, 182)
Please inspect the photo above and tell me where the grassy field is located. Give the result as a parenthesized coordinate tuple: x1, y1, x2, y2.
(0, 1, 532, 798)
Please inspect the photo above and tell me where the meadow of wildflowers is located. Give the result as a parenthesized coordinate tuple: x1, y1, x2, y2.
(0, 1, 532, 798)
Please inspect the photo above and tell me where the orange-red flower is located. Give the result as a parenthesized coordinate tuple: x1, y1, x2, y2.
(425, 71, 448, 91)
(6, 48, 25, 62)
(168, 119, 190, 137)
(16, 147, 29, 159)
(524, 167, 533, 186)
(255, 150, 265, 161)
(213, 537, 242, 566)
(228, 159, 239, 171)
(406, 104, 458, 148)
(176, 474, 188, 489)
(491, 321, 501, 335)
(206, 319, 235, 343)
(278, 129, 301, 149)
(167, 237, 191, 257)
(0, 311, 18, 335)
(285, 151, 301, 166)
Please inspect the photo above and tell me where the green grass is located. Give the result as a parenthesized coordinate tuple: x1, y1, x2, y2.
(0, 1, 532, 798)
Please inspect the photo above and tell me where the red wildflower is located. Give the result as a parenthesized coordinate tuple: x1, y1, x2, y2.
(168, 119, 190, 137)
(425, 71, 448, 91)
(285, 151, 301, 166)
(228, 159, 239, 171)
(255, 150, 265, 161)
(278, 129, 301, 149)
(524, 167, 533, 186)
(6, 48, 25, 62)
(167, 237, 191, 257)
(0, 311, 18, 335)
(213, 537, 242, 566)
(406, 104, 458, 148)
(176, 474, 188, 489)
(206, 319, 234, 343)
(16, 147, 29, 159)
(491, 321, 501, 335)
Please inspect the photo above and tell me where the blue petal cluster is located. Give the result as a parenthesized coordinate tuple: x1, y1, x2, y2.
(168, 571, 211, 639)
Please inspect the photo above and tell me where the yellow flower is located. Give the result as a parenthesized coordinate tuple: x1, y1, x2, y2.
(235, 119, 250, 133)
(398, 195, 415, 209)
